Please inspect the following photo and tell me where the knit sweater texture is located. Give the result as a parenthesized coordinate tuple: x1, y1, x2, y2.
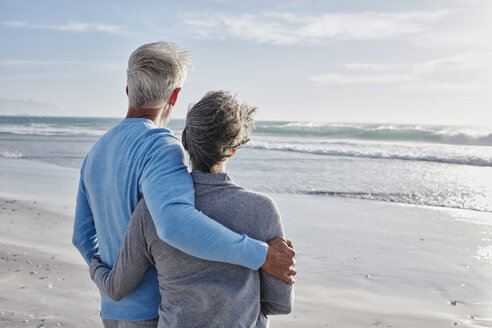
(90, 171, 293, 327)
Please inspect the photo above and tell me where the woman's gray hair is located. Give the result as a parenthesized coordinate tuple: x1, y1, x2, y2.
(127, 41, 192, 109)
(182, 91, 256, 172)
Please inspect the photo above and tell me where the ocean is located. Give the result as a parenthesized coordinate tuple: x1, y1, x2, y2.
(1, 115, 492, 213)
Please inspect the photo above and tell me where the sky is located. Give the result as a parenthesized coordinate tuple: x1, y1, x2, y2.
(0, 0, 491, 126)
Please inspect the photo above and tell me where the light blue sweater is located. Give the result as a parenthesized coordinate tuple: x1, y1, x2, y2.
(72, 118, 268, 320)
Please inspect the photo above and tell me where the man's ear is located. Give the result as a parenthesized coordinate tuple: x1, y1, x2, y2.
(126, 85, 129, 96)
(169, 88, 181, 106)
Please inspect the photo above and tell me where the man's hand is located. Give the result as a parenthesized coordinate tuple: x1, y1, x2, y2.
(261, 237, 297, 284)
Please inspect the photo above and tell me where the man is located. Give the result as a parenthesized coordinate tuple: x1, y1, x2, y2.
(72, 41, 296, 327)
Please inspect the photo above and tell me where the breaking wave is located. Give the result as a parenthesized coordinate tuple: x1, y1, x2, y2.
(245, 139, 492, 167)
(255, 121, 492, 146)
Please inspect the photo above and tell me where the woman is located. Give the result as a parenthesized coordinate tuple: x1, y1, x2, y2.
(90, 91, 294, 327)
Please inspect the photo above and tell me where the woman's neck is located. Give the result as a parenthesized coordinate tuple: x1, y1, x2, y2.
(210, 162, 226, 173)
(193, 161, 227, 173)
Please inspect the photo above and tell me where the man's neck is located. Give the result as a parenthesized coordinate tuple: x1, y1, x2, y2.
(126, 106, 168, 128)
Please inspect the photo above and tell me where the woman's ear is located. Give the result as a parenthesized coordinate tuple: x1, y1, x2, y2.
(230, 148, 237, 155)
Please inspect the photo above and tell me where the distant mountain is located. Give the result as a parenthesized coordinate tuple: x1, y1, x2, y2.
(0, 98, 64, 116)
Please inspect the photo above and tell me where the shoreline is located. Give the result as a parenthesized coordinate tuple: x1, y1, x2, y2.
(2, 156, 491, 216)
(1, 157, 492, 327)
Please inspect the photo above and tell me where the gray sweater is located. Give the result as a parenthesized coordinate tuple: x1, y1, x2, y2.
(90, 171, 293, 327)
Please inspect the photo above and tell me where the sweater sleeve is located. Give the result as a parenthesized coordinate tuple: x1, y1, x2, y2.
(89, 200, 153, 302)
(72, 173, 98, 265)
(140, 135, 268, 270)
(259, 197, 294, 315)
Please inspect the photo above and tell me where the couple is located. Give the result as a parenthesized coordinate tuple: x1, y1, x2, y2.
(72, 41, 296, 328)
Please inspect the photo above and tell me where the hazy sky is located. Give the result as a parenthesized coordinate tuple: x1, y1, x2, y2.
(1, 0, 491, 125)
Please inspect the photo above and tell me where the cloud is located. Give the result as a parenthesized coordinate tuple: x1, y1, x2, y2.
(309, 73, 410, 85)
(342, 63, 398, 71)
(182, 10, 449, 45)
(0, 60, 126, 80)
(2, 21, 123, 35)
(0, 59, 80, 67)
(412, 1, 492, 48)
(0, 59, 126, 71)
(413, 56, 482, 85)
(310, 52, 492, 88)
(0, 72, 88, 80)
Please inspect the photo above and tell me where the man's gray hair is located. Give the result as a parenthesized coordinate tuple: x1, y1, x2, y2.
(182, 91, 256, 172)
(127, 41, 192, 109)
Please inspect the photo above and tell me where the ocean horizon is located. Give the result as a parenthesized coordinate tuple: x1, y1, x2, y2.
(1, 115, 492, 213)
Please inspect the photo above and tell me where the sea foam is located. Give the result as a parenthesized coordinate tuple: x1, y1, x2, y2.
(0, 150, 23, 158)
(246, 138, 492, 167)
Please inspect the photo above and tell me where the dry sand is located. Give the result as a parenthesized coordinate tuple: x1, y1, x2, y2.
(0, 199, 101, 327)
(1, 157, 492, 327)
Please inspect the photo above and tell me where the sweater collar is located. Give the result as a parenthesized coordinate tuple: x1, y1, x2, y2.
(121, 118, 155, 125)
(191, 170, 234, 186)
(120, 118, 173, 134)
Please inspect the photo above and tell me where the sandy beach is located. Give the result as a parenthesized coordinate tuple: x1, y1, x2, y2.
(2, 0, 492, 326)
(1, 157, 491, 328)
